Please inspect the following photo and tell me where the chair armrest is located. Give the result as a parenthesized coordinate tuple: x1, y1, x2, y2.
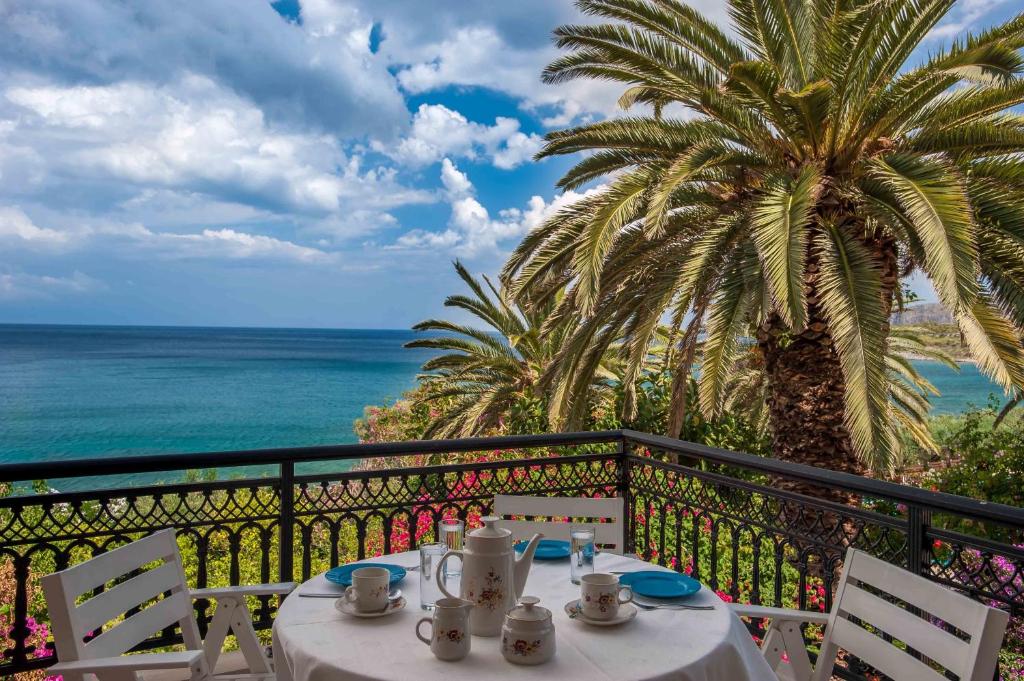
(190, 582, 296, 599)
(729, 603, 830, 625)
(48, 650, 206, 674)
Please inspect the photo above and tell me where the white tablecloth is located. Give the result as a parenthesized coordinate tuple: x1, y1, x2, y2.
(273, 551, 775, 681)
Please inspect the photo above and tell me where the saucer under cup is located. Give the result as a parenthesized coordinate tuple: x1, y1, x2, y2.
(336, 596, 407, 619)
(564, 599, 637, 627)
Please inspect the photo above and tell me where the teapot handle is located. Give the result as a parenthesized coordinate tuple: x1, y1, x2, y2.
(435, 550, 463, 600)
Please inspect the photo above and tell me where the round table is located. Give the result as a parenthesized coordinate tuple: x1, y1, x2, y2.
(273, 551, 775, 681)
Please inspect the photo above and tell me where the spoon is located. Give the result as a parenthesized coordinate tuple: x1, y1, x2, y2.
(632, 602, 715, 611)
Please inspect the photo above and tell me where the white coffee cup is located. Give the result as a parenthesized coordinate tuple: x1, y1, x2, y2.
(344, 566, 390, 612)
(580, 573, 633, 620)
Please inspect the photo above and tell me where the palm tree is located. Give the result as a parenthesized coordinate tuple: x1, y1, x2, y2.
(696, 327, 956, 464)
(406, 261, 618, 438)
(504, 0, 1024, 477)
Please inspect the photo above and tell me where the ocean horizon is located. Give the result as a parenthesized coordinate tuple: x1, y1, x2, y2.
(0, 323, 1008, 489)
(0, 324, 438, 488)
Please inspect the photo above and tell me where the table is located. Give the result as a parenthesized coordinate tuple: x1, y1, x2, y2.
(273, 551, 776, 681)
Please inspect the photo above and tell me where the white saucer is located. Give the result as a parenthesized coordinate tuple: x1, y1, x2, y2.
(564, 599, 637, 626)
(335, 596, 407, 618)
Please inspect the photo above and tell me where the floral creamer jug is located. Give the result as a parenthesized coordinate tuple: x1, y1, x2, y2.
(436, 516, 542, 636)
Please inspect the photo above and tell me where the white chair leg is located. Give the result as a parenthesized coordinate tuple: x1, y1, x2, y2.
(760, 619, 813, 681)
(229, 599, 272, 676)
(202, 597, 272, 677)
(202, 598, 234, 671)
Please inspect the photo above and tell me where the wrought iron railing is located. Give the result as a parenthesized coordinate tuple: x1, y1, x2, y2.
(1, 430, 1022, 679)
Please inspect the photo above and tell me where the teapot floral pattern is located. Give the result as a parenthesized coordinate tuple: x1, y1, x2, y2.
(467, 567, 505, 611)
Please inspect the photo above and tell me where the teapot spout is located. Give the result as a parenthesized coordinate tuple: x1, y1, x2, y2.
(512, 533, 543, 598)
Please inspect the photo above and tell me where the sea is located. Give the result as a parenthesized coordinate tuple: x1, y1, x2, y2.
(0, 324, 1008, 489)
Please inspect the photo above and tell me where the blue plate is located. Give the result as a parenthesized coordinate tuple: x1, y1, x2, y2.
(324, 563, 407, 587)
(618, 571, 701, 598)
(515, 539, 570, 560)
(514, 539, 596, 561)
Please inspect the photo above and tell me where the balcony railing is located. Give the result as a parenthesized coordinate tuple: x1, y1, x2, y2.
(2, 430, 1022, 679)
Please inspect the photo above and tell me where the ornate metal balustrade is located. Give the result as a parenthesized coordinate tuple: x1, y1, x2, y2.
(1, 430, 1022, 679)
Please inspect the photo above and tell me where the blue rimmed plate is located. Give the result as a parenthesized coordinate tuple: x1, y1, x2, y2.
(514, 539, 595, 561)
(324, 563, 406, 587)
(515, 539, 570, 560)
(618, 571, 701, 599)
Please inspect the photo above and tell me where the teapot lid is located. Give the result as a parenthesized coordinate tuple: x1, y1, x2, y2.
(469, 516, 511, 539)
(506, 596, 551, 622)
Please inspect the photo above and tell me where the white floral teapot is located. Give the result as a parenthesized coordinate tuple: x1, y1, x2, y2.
(436, 516, 542, 636)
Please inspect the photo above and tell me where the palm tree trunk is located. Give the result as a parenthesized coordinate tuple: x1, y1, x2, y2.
(758, 315, 867, 504)
(758, 313, 865, 577)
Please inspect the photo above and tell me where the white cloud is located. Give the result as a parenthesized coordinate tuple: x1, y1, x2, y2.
(3, 76, 433, 216)
(0, 0, 408, 138)
(376, 0, 731, 128)
(493, 131, 545, 170)
(132, 227, 334, 264)
(393, 159, 606, 257)
(440, 158, 473, 198)
(0, 270, 102, 300)
(0, 206, 336, 264)
(379, 103, 543, 169)
(929, 0, 1009, 39)
(0, 206, 71, 249)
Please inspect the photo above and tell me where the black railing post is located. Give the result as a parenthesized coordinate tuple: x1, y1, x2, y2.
(10, 554, 30, 669)
(617, 434, 634, 555)
(279, 461, 295, 584)
(906, 504, 931, 575)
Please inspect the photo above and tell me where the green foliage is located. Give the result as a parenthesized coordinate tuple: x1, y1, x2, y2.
(502, 0, 1024, 473)
(924, 406, 1024, 509)
(405, 261, 618, 438)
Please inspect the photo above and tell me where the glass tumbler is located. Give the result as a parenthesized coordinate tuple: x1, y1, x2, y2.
(570, 524, 596, 584)
(419, 542, 447, 610)
(438, 519, 465, 577)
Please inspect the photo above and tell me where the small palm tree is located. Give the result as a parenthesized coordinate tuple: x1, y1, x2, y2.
(505, 0, 1024, 475)
(406, 262, 617, 438)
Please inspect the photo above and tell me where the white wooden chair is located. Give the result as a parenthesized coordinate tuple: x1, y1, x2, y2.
(493, 495, 626, 554)
(731, 547, 1009, 681)
(41, 528, 296, 681)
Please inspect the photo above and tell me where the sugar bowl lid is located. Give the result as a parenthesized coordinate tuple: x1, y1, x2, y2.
(506, 596, 551, 622)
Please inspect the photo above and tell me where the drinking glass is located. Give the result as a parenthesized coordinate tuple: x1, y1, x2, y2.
(570, 525, 596, 584)
(438, 519, 465, 577)
(419, 543, 447, 610)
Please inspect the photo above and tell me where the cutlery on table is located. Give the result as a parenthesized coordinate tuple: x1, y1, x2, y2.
(632, 602, 714, 611)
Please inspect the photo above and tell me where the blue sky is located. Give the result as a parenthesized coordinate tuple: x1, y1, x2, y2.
(0, 0, 1018, 329)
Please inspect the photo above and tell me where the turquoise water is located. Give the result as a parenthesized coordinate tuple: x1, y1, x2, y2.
(0, 325, 435, 486)
(914, 359, 1006, 415)
(0, 324, 1007, 488)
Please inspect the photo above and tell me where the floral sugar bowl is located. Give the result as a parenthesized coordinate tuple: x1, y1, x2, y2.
(501, 596, 555, 665)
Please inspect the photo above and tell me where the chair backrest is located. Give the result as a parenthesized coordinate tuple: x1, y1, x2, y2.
(493, 495, 625, 554)
(812, 548, 1009, 681)
(41, 529, 201, 667)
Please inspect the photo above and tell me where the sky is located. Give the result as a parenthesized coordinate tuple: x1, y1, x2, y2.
(0, 0, 1018, 329)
